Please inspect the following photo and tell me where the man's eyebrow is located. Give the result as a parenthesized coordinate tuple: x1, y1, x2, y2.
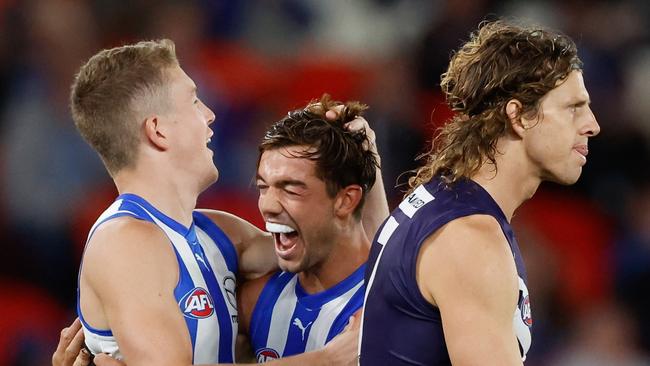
(255, 175, 307, 188)
(276, 179, 307, 188)
(570, 99, 590, 107)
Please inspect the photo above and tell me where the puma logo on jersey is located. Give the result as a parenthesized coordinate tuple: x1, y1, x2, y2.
(292, 318, 313, 340)
(179, 287, 214, 319)
(194, 253, 211, 272)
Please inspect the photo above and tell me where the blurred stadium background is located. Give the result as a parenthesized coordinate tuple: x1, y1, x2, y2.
(0, 0, 649, 365)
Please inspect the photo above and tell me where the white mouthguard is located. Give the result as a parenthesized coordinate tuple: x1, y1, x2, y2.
(265, 222, 296, 233)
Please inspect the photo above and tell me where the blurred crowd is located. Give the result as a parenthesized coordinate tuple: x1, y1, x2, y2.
(0, 0, 649, 365)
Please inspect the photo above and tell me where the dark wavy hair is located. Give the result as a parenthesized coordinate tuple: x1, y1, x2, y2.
(408, 20, 582, 192)
(258, 94, 377, 219)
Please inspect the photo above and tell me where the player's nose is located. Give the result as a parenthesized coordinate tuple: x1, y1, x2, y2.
(258, 188, 283, 216)
(203, 102, 216, 126)
(583, 105, 600, 137)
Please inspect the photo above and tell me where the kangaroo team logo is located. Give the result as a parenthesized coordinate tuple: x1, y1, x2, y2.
(520, 295, 532, 327)
(256, 348, 280, 363)
(179, 287, 214, 319)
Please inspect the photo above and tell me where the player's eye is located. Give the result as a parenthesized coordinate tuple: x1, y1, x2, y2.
(256, 183, 268, 191)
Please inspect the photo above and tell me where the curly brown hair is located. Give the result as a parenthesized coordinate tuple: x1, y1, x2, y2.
(408, 20, 582, 192)
(258, 94, 377, 219)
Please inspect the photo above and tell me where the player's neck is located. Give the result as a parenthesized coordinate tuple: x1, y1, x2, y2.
(471, 140, 541, 221)
(113, 167, 199, 228)
(298, 222, 369, 294)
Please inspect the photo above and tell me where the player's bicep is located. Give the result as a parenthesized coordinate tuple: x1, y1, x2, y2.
(417, 215, 522, 366)
(237, 229, 276, 279)
(84, 221, 192, 366)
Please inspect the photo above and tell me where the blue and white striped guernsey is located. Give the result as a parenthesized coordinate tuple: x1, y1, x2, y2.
(77, 193, 239, 364)
(249, 264, 365, 363)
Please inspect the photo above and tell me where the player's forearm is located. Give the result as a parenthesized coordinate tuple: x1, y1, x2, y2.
(362, 156, 389, 239)
(238, 233, 277, 280)
(263, 348, 334, 366)
(203, 349, 328, 366)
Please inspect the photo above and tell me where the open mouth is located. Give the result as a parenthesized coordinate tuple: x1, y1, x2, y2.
(206, 138, 214, 156)
(266, 222, 300, 258)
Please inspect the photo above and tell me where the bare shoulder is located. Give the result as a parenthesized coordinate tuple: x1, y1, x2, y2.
(440, 214, 506, 245)
(417, 217, 523, 364)
(85, 216, 171, 256)
(426, 214, 511, 263)
(82, 216, 178, 286)
(80, 217, 196, 365)
(417, 214, 518, 306)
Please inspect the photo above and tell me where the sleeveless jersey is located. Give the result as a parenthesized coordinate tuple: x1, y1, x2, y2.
(249, 264, 366, 363)
(77, 193, 239, 363)
(360, 178, 532, 365)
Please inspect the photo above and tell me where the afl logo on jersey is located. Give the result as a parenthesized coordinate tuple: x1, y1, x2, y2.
(179, 287, 214, 319)
(256, 348, 280, 363)
(520, 295, 533, 327)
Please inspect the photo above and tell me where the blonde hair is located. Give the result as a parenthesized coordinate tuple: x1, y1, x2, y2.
(70, 39, 178, 175)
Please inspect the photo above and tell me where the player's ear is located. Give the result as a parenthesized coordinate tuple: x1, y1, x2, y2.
(334, 185, 363, 218)
(505, 99, 527, 139)
(143, 115, 170, 150)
